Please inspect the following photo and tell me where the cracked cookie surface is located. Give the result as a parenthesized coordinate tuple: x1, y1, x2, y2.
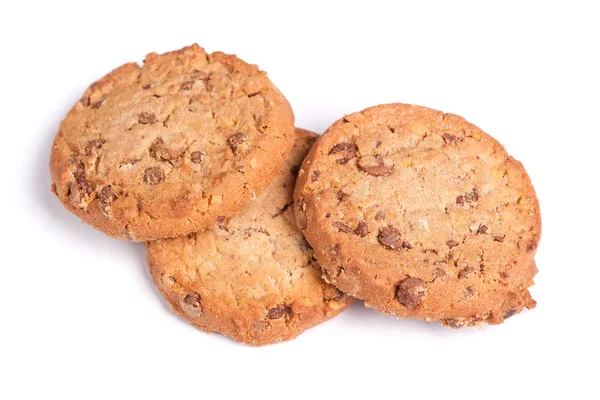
(146, 129, 353, 346)
(50, 44, 295, 241)
(294, 104, 541, 327)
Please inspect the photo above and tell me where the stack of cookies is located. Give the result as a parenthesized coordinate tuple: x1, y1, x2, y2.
(50, 44, 541, 345)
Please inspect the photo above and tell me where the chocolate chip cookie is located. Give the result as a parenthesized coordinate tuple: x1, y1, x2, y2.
(146, 129, 353, 346)
(50, 44, 295, 241)
(294, 104, 541, 327)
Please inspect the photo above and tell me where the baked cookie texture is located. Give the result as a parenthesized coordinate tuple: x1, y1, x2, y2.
(146, 129, 353, 346)
(294, 104, 541, 328)
(50, 44, 295, 241)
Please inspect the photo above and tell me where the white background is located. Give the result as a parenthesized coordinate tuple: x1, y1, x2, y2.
(2, 1, 599, 399)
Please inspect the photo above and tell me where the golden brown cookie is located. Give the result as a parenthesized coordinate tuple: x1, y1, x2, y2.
(294, 104, 541, 328)
(146, 129, 353, 346)
(50, 44, 295, 241)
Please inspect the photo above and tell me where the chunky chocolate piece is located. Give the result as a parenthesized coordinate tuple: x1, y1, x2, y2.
(184, 294, 202, 309)
(138, 112, 157, 124)
(446, 239, 459, 248)
(458, 266, 476, 279)
(311, 170, 321, 182)
(357, 154, 393, 176)
(150, 139, 184, 161)
(333, 221, 353, 233)
(354, 221, 368, 237)
(84, 139, 105, 155)
(143, 167, 165, 185)
(228, 132, 246, 154)
(442, 133, 463, 144)
(267, 304, 292, 319)
(328, 142, 357, 164)
(190, 151, 203, 164)
(378, 226, 404, 250)
(397, 277, 428, 308)
(456, 188, 479, 206)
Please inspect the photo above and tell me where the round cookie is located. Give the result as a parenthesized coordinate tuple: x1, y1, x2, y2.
(146, 129, 353, 346)
(50, 44, 295, 241)
(294, 104, 541, 328)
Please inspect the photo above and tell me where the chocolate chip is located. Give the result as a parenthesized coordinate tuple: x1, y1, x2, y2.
(190, 151, 203, 164)
(446, 239, 459, 248)
(80, 96, 90, 106)
(378, 226, 404, 250)
(396, 277, 428, 308)
(442, 318, 462, 328)
(311, 170, 321, 183)
(143, 167, 165, 185)
(374, 211, 386, 221)
(493, 236, 505, 242)
(504, 309, 517, 319)
(100, 185, 116, 198)
(99, 185, 117, 208)
(342, 118, 350, 123)
(91, 99, 105, 109)
(183, 294, 201, 309)
(354, 221, 368, 237)
(375, 140, 382, 148)
(72, 159, 86, 182)
(181, 81, 194, 90)
(500, 271, 510, 279)
(150, 139, 184, 161)
(332, 243, 342, 255)
(296, 198, 307, 229)
(68, 181, 94, 209)
(458, 266, 476, 279)
(267, 304, 292, 319)
(333, 221, 353, 233)
(423, 249, 438, 254)
(84, 139, 105, 156)
(142, 83, 153, 90)
(336, 191, 351, 202)
(463, 286, 477, 298)
(328, 142, 357, 164)
(477, 224, 488, 234)
(357, 154, 394, 177)
(216, 215, 226, 224)
(228, 132, 246, 154)
(526, 241, 537, 252)
(456, 188, 479, 206)
(138, 112, 157, 124)
(434, 268, 446, 279)
(443, 133, 463, 144)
